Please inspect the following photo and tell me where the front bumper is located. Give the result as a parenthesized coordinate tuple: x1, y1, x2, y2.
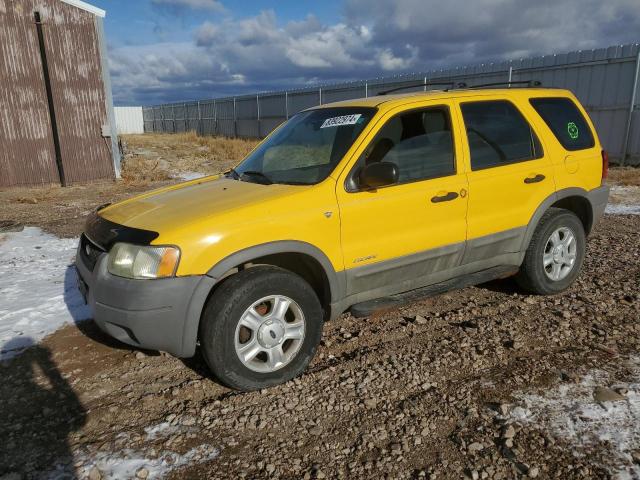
(75, 236, 214, 357)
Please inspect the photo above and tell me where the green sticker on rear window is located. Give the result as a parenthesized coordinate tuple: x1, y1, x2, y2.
(567, 122, 579, 140)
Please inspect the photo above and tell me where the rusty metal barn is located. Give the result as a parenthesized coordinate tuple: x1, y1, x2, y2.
(0, 0, 119, 188)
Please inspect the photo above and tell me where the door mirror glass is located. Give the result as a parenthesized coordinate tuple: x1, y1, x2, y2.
(358, 161, 399, 189)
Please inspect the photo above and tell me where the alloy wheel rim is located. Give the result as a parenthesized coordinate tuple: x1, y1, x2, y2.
(543, 226, 577, 281)
(234, 295, 305, 373)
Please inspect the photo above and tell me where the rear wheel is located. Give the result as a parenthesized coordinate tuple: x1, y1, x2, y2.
(516, 208, 586, 295)
(200, 266, 323, 391)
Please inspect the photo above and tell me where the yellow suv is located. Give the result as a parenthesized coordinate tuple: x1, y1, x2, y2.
(76, 83, 609, 390)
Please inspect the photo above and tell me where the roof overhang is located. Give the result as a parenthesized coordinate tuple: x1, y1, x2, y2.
(59, 0, 106, 17)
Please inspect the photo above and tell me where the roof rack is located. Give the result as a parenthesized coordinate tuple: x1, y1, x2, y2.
(379, 81, 468, 95)
(467, 80, 542, 89)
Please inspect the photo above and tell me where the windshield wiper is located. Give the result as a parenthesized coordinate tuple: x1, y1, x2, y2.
(280, 180, 312, 185)
(225, 168, 240, 180)
(240, 170, 274, 185)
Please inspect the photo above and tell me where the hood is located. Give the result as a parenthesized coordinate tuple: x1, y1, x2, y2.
(98, 176, 295, 233)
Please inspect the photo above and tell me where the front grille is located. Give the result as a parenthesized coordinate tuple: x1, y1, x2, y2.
(79, 234, 105, 271)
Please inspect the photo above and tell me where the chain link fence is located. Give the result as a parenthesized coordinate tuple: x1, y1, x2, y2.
(143, 44, 640, 165)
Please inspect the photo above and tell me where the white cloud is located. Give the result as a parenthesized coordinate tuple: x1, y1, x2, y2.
(344, 0, 640, 65)
(377, 45, 418, 71)
(151, 0, 224, 11)
(109, 0, 640, 104)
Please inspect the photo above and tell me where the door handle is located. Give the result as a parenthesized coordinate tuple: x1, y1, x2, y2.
(431, 191, 459, 203)
(524, 174, 545, 184)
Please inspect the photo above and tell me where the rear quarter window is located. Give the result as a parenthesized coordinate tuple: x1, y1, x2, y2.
(460, 100, 543, 171)
(529, 97, 595, 151)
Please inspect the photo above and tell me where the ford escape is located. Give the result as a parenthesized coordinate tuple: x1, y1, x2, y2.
(76, 83, 609, 391)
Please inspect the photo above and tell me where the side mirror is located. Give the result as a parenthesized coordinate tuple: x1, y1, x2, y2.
(358, 162, 399, 189)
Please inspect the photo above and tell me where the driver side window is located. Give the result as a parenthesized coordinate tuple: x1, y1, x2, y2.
(351, 106, 456, 190)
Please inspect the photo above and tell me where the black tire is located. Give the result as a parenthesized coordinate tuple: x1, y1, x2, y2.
(200, 266, 323, 391)
(516, 208, 586, 295)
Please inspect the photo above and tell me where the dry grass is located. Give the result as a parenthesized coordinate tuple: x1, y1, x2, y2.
(609, 166, 640, 186)
(120, 157, 172, 184)
(120, 132, 259, 182)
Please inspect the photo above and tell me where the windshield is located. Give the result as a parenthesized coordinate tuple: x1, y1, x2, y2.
(232, 107, 376, 185)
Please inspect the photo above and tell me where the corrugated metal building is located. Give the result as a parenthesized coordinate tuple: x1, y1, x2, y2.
(0, 0, 120, 188)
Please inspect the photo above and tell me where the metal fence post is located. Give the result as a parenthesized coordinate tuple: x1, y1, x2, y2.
(319, 87, 322, 105)
(184, 102, 188, 132)
(233, 97, 237, 138)
(621, 49, 640, 166)
(365, 81, 368, 98)
(508, 66, 513, 85)
(213, 99, 217, 136)
(285, 91, 289, 119)
(197, 101, 202, 136)
(256, 93, 261, 137)
(424, 76, 427, 91)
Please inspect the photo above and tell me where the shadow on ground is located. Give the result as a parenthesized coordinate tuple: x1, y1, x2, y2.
(0, 338, 86, 479)
(476, 277, 521, 295)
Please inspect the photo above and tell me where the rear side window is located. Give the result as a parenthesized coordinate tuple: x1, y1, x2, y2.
(461, 100, 542, 170)
(530, 97, 595, 151)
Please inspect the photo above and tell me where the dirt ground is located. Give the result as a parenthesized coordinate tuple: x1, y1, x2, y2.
(1, 135, 639, 479)
(608, 166, 640, 187)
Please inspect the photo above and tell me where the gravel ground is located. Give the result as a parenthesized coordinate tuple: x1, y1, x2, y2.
(0, 140, 638, 479)
(0, 212, 638, 480)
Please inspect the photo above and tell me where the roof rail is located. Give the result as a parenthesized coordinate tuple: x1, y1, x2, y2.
(379, 81, 468, 95)
(467, 80, 543, 89)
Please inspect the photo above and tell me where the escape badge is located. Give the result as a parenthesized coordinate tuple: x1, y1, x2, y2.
(567, 122, 579, 140)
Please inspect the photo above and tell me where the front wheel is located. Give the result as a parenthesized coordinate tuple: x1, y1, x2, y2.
(516, 208, 586, 295)
(200, 266, 323, 391)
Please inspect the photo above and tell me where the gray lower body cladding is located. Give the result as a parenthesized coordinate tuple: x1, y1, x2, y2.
(75, 242, 214, 357)
(587, 184, 609, 227)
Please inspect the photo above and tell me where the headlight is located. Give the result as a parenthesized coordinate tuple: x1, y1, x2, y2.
(107, 243, 180, 279)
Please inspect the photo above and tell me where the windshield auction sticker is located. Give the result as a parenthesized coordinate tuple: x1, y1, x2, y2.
(321, 114, 362, 128)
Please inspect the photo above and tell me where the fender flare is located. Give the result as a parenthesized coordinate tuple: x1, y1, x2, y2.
(519, 186, 599, 254)
(205, 240, 343, 301)
(179, 241, 345, 357)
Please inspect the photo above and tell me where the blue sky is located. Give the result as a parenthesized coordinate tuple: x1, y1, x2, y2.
(89, 0, 640, 106)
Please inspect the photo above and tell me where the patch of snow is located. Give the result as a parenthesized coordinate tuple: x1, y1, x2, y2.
(144, 422, 183, 440)
(607, 185, 640, 215)
(47, 422, 219, 479)
(176, 171, 206, 181)
(606, 203, 640, 215)
(509, 358, 640, 479)
(72, 444, 219, 480)
(0, 227, 91, 360)
(610, 185, 638, 195)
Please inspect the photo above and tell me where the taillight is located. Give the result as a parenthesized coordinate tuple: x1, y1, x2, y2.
(601, 150, 609, 182)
